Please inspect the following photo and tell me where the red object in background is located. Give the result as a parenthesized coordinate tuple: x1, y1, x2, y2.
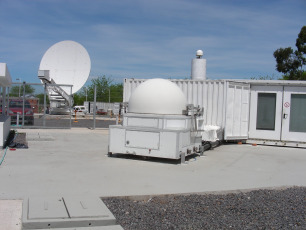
(96, 109, 107, 115)
(0, 99, 34, 125)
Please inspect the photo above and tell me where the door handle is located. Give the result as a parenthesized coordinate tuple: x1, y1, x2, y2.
(283, 113, 288, 119)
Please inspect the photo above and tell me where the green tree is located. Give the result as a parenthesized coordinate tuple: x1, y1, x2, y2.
(36, 94, 50, 104)
(273, 26, 306, 80)
(109, 83, 123, 103)
(250, 74, 279, 80)
(89, 75, 112, 102)
(73, 93, 84, 105)
(10, 84, 35, 97)
(73, 75, 123, 105)
(72, 87, 87, 105)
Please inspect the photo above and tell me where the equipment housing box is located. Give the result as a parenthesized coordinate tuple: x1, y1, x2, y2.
(109, 113, 202, 159)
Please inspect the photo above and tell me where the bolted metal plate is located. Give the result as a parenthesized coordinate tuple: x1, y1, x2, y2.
(28, 197, 68, 220)
(63, 197, 114, 219)
(23, 197, 117, 229)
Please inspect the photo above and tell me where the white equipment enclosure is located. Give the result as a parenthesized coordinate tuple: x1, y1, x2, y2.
(0, 63, 12, 147)
(108, 79, 204, 159)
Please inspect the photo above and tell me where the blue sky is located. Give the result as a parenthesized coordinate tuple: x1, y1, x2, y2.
(0, 0, 305, 85)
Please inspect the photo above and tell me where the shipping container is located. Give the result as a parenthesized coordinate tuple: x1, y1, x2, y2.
(124, 79, 250, 140)
(124, 79, 306, 145)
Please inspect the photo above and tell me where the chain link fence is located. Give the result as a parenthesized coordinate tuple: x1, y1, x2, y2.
(1, 83, 120, 129)
(0, 82, 72, 128)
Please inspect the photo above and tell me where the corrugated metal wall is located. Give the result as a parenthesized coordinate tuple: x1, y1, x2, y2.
(123, 79, 144, 102)
(173, 80, 226, 127)
(124, 79, 227, 127)
(124, 79, 251, 140)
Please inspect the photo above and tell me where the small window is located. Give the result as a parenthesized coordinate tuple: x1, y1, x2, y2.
(256, 93, 276, 130)
(289, 94, 306, 132)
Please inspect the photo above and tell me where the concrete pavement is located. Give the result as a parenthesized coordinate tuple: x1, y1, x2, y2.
(0, 200, 22, 230)
(1, 128, 305, 199)
(1, 128, 306, 229)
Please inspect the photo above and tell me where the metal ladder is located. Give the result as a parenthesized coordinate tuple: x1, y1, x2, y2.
(38, 70, 73, 114)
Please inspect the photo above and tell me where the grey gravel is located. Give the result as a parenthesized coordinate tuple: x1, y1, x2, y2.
(102, 187, 305, 230)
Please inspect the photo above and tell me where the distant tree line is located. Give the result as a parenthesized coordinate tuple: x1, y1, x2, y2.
(73, 75, 123, 106)
(9, 85, 35, 97)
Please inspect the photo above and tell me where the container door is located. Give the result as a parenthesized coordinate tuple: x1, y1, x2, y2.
(281, 86, 306, 142)
(224, 82, 250, 140)
(248, 86, 283, 140)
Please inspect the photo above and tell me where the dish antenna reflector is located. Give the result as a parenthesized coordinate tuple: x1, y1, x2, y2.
(39, 40, 91, 94)
(38, 41, 91, 114)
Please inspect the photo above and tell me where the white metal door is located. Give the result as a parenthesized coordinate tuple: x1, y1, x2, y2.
(281, 86, 306, 142)
(249, 86, 283, 140)
(224, 82, 250, 140)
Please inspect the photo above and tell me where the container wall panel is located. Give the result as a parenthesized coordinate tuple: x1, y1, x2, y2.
(218, 83, 225, 127)
(224, 82, 250, 140)
(124, 79, 227, 127)
(203, 82, 208, 124)
(241, 85, 250, 137)
(233, 86, 242, 136)
(212, 82, 219, 125)
(225, 85, 235, 137)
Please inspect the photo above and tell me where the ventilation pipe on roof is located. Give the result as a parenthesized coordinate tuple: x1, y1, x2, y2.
(191, 50, 206, 80)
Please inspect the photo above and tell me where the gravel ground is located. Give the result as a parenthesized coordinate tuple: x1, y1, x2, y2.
(102, 187, 305, 230)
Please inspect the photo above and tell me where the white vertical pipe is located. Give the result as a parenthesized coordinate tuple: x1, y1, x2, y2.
(191, 59, 206, 80)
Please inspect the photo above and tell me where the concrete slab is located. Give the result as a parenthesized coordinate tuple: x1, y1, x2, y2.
(0, 128, 305, 200)
(64, 197, 114, 219)
(27, 197, 68, 219)
(0, 200, 22, 230)
(22, 196, 117, 229)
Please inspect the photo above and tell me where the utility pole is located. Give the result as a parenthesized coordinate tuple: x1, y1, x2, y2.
(85, 87, 88, 102)
(16, 78, 21, 97)
(93, 85, 96, 129)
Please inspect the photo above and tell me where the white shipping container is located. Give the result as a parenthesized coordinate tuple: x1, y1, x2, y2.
(123, 79, 250, 140)
(124, 79, 306, 145)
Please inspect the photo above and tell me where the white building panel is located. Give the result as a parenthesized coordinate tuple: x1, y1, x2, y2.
(127, 117, 159, 128)
(126, 130, 160, 149)
(224, 82, 250, 140)
(165, 119, 186, 129)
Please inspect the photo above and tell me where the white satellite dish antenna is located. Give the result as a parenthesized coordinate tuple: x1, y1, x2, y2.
(39, 40, 91, 94)
(38, 40, 91, 114)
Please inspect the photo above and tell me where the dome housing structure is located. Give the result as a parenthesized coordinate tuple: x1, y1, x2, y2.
(108, 78, 203, 160)
(128, 78, 187, 115)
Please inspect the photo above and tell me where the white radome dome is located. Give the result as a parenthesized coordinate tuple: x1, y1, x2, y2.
(128, 79, 187, 115)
